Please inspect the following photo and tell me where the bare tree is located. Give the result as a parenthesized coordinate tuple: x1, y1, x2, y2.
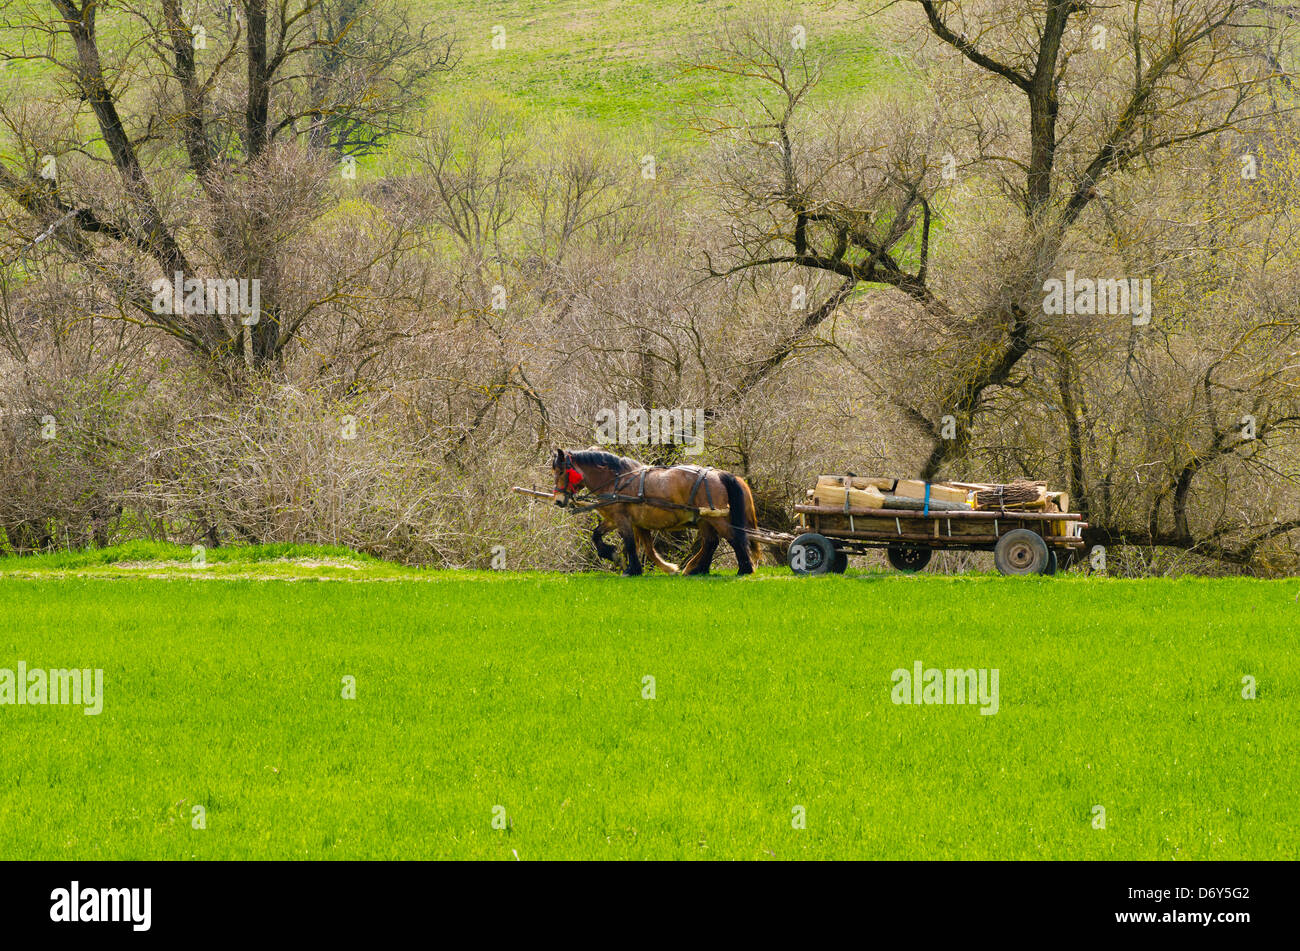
(699, 2, 1299, 569)
(0, 0, 453, 373)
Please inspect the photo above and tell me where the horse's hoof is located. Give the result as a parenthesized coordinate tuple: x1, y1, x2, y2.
(623, 568, 643, 577)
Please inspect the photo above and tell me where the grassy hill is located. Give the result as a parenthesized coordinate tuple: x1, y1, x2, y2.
(419, 0, 885, 128)
(0, 1, 890, 169)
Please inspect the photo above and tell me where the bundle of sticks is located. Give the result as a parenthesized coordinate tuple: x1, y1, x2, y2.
(973, 481, 1047, 510)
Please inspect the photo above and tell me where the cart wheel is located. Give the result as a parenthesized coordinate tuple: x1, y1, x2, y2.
(789, 533, 836, 575)
(994, 529, 1051, 575)
(830, 550, 849, 573)
(1044, 549, 1058, 576)
(886, 545, 932, 573)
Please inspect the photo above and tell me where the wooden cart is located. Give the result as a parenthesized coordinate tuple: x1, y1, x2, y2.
(787, 500, 1088, 576)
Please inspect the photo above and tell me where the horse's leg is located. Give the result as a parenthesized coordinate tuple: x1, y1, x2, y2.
(679, 524, 707, 574)
(742, 480, 763, 568)
(592, 518, 618, 561)
(620, 528, 642, 575)
(683, 523, 719, 576)
(636, 527, 679, 574)
(614, 514, 642, 576)
(704, 511, 754, 576)
(725, 517, 755, 576)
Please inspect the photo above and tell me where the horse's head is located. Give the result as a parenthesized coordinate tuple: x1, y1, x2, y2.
(551, 448, 585, 505)
(552, 447, 639, 504)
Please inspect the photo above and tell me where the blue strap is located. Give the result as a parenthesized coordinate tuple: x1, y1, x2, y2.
(923, 482, 931, 517)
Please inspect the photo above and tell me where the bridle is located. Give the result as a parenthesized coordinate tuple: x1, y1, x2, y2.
(556, 452, 633, 506)
(556, 452, 586, 505)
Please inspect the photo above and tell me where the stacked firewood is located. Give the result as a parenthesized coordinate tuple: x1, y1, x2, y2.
(808, 476, 1069, 514)
(940, 479, 1065, 512)
(974, 481, 1046, 509)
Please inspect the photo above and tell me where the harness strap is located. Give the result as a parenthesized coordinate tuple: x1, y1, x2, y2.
(687, 466, 715, 512)
(609, 468, 637, 495)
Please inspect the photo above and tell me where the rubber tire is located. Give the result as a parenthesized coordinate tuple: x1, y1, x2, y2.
(994, 529, 1052, 575)
(1044, 549, 1058, 576)
(830, 550, 849, 574)
(789, 533, 836, 575)
(886, 545, 933, 573)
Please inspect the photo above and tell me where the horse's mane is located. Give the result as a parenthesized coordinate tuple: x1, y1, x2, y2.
(568, 447, 640, 472)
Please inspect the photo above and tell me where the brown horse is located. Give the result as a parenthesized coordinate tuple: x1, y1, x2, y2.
(552, 447, 760, 576)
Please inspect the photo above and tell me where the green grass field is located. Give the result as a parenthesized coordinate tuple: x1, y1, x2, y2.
(0, 545, 1295, 860)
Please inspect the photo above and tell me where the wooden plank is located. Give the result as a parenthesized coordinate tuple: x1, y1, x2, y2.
(809, 483, 886, 510)
(818, 475, 898, 491)
(820, 529, 1001, 544)
(892, 479, 971, 505)
(818, 529, 1086, 547)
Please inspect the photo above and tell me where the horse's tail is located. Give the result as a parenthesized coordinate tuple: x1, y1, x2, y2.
(721, 472, 756, 573)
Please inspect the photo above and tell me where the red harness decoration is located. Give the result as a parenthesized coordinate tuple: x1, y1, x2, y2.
(565, 467, 583, 491)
